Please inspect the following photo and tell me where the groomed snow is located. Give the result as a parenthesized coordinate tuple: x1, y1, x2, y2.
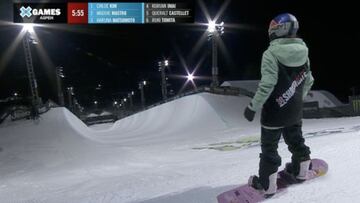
(0, 93, 359, 203)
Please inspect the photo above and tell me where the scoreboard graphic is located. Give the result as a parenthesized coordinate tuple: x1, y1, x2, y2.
(14, 2, 194, 24)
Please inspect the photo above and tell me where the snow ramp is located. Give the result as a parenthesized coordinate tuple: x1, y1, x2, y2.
(78, 93, 260, 144)
(0, 92, 258, 160)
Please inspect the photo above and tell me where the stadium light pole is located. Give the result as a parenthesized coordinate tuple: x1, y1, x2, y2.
(67, 87, 74, 111)
(139, 80, 147, 109)
(158, 60, 169, 101)
(56, 66, 65, 106)
(122, 98, 128, 110)
(128, 91, 134, 109)
(22, 24, 40, 118)
(207, 21, 224, 88)
(113, 100, 119, 110)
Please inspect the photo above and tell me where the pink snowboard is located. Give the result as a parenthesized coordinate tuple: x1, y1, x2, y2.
(217, 159, 328, 203)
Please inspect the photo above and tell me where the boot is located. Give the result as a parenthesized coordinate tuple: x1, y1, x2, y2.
(248, 172, 277, 198)
(296, 160, 311, 180)
(283, 160, 311, 183)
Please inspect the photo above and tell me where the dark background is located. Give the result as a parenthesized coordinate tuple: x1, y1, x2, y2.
(1, 0, 359, 108)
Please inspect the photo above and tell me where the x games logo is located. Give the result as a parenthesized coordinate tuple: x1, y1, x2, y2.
(20, 6, 32, 18)
(14, 3, 67, 23)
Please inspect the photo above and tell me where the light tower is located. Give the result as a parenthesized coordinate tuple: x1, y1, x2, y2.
(207, 21, 224, 88)
(22, 24, 40, 118)
(138, 80, 147, 109)
(158, 60, 169, 100)
(56, 66, 65, 106)
(128, 91, 134, 109)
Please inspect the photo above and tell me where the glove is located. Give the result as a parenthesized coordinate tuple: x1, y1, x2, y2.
(244, 105, 256, 122)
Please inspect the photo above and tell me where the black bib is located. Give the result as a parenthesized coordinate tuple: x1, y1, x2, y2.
(261, 62, 308, 127)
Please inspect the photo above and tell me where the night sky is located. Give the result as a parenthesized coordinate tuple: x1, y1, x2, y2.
(0, 0, 359, 108)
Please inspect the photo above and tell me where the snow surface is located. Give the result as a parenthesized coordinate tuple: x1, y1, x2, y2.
(89, 123, 114, 131)
(0, 93, 359, 203)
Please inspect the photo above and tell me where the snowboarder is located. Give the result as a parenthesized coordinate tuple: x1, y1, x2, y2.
(243, 13, 315, 197)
